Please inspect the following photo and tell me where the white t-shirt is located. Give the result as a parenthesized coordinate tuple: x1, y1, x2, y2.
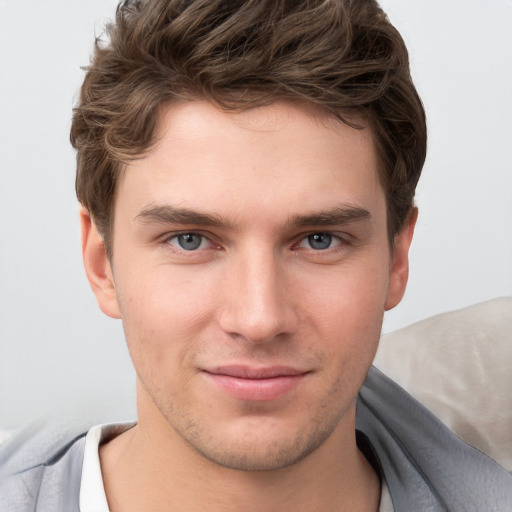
(79, 423, 393, 512)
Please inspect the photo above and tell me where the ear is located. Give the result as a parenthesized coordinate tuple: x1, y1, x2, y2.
(385, 207, 418, 311)
(80, 207, 121, 319)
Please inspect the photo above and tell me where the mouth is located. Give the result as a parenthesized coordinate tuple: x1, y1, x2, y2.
(201, 365, 310, 401)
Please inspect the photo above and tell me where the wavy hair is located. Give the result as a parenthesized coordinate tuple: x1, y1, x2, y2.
(71, 0, 426, 257)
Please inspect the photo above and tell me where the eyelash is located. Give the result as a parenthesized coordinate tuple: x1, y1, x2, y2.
(163, 232, 219, 253)
(295, 232, 344, 251)
(161, 231, 349, 254)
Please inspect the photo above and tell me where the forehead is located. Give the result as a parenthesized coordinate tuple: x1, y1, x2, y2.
(115, 100, 384, 228)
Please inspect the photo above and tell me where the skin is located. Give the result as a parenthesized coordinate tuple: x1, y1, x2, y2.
(81, 100, 416, 511)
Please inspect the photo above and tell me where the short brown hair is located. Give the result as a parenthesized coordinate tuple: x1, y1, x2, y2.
(71, 0, 426, 258)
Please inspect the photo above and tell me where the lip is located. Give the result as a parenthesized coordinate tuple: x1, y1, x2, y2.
(202, 365, 309, 401)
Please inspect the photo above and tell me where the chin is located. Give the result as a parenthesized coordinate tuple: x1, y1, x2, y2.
(177, 413, 344, 472)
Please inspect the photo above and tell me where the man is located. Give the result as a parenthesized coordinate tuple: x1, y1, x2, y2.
(1, 0, 511, 510)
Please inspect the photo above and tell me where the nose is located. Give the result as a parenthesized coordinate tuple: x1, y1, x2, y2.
(218, 245, 298, 344)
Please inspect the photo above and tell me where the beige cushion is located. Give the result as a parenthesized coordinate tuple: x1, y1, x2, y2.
(374, 297, 512, 471)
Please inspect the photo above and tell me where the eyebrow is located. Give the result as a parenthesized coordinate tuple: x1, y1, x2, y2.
(287, 205, 372, 227)
(135, 203, 371, 229)
(135, 204, 233, 228)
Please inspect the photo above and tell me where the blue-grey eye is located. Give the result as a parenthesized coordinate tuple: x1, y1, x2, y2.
(308, 233, 332, 250)
(172, 233, 205, 251)
(298, 232, 341, 250)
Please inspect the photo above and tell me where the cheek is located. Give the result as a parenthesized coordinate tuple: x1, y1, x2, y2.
(114, 266, 217, 375)
(118, 261, 217, 325)
(297, 258, 388, 362)
(299, 255, 389, 323)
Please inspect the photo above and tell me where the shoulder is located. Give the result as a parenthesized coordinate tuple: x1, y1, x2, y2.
(0, 420, 91, 512)
(357, 366, 512, 511)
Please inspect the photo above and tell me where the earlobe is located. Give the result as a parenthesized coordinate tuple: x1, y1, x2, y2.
(80, 208, 121, 319)
(385, 207, 418, 311)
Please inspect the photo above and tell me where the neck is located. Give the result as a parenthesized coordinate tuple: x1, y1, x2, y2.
(100, 397, 380, 512)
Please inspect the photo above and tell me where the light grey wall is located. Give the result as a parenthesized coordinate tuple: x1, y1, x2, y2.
(0, 0, 136, 429)
(1, 1, 511, 429)
(380, 0, 512, 333)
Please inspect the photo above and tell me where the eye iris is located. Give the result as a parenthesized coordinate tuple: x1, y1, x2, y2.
(178, 233, 202, 250)
(308, 233, 332, 250)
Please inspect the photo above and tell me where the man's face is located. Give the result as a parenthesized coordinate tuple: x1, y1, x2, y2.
(84, 100, 413, 471)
